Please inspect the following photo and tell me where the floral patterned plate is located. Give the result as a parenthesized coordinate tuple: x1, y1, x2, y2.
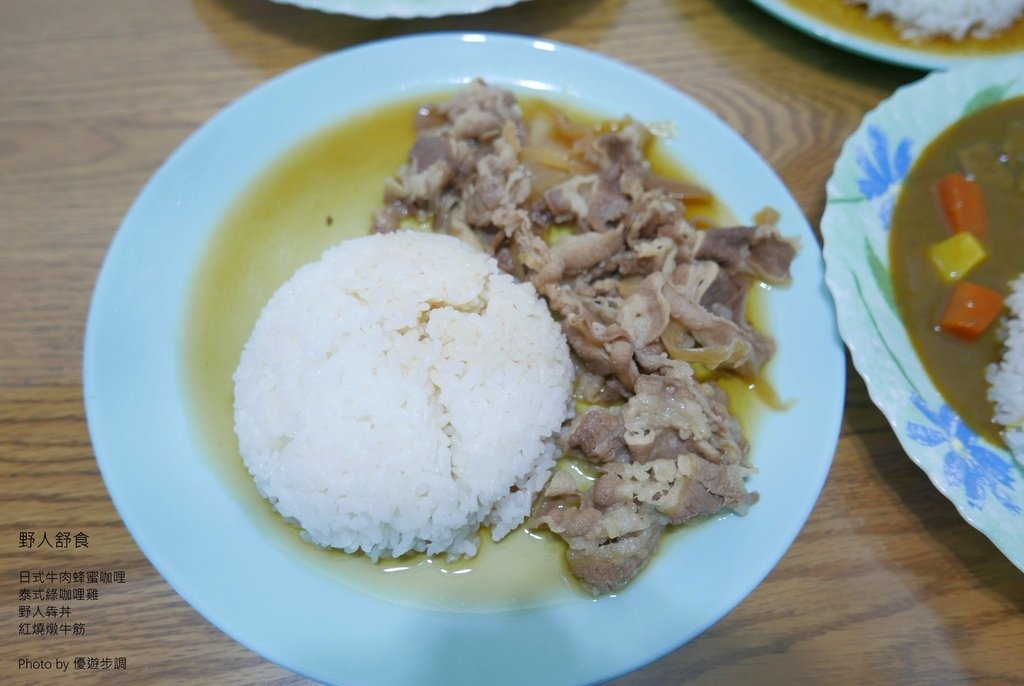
(821, 56, 1024, 571)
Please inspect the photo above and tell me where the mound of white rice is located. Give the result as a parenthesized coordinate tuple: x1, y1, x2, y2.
(850, 0, 1024, 40)
(987, 273, 1024, 466)
(233, 230, 574, 561)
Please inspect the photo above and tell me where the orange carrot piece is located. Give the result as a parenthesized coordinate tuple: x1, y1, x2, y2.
(938, 280, 1004, 341)
(936, 173, 987, 238)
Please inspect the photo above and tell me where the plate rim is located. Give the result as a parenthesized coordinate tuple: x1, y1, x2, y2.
(267, 0, 527, 19)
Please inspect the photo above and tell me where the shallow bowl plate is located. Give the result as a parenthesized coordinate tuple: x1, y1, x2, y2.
(84, 32, 845, 686)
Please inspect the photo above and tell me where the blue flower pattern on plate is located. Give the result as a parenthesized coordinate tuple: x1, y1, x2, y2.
(855, 125, 912, 229)
(906, 394, 1021, 515)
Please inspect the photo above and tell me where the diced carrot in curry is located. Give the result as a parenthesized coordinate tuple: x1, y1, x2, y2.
(938, 281, 1004, 341)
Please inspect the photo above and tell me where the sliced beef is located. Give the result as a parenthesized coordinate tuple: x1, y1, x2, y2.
(373, 81, 796, 595)
(565, 521, 665, 596)
(617, 273, 671, 348)
(442, 79, 523, 141)
(694, 224, 798, 284)
(563, 406, 630, 464)
(535, 226, 625, 288)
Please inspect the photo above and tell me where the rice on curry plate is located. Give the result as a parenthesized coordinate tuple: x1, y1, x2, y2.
(848, 0, 1024, 40)
(889, 95, 1024, 465)
(232, 80, 799, 596)
(778, 0, 1024, 59)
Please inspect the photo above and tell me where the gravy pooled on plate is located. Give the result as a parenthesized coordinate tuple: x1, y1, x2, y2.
(187, 84, 787, 605)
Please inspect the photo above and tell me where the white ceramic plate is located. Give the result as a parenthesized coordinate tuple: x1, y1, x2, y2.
(821, 57, 1024, 572)
(84, 32, 845, 686)
(268, 0, 526, 19)
(747, 0, 1024, 70)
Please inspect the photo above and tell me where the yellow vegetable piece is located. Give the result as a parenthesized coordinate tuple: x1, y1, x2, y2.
(928, 231, 987, 283)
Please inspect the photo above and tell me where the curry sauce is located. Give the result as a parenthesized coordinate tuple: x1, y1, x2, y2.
(890, 96, 1024, 446)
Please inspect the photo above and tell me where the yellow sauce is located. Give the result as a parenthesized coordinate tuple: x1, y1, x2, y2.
(183, 92, 776, 611)
(780, 0, 1024, 57)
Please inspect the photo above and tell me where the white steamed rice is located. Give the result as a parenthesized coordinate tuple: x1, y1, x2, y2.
(233, 230, 574, 561)
(987, 273, 1024, 466)
(850, 0, 1024, 40)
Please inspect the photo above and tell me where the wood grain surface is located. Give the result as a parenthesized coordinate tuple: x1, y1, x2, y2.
(2, 1, 1022, 684)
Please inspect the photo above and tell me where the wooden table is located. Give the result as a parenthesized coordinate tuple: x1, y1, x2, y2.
(2, 1, 1022, 684)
